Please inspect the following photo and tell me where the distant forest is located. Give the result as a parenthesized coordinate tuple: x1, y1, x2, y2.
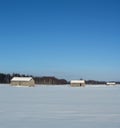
(0, 73, 119, 85)
(0, 73, 67, 85)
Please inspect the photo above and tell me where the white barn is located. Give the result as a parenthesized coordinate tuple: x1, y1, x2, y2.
(11, 77, 35, 87)
(106, 82, 116, 85)
(70, 80, 85, 87)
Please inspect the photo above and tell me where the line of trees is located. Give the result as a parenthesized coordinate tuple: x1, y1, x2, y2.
(0, 73, 10, 83)
(0, 73, 67, 85)
(0, 72, 119, 85)
(0, 73, 32, 83)
(85, 80, 106, 85)
(85, 80, 120, 85)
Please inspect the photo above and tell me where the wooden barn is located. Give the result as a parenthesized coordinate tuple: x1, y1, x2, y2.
(11, 77, 35, 87)
(70, 80, 85, 87)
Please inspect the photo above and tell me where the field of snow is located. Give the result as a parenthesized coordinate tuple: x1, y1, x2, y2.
(0, 84, 120, 128)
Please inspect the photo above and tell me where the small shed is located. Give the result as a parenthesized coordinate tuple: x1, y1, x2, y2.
(70, 80, 85, 87)
(106, 82, 116, 85)
(11, 77, 35, 87)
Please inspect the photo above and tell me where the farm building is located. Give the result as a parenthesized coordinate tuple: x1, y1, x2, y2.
(106, 82, 116, 85)
(70, 80, 85, 87)
(11, 77, 35, 87)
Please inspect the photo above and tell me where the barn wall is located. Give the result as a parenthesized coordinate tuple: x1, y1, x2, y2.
(11, 79, 35, 87)
(70, 83, 85, 87)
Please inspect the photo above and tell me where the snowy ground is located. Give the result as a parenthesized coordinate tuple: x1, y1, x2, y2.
(0, 84, 120, 128)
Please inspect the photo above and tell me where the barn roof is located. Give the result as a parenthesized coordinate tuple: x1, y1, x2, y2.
(11, 77, 33, 82)
(70, 80, 85, 84)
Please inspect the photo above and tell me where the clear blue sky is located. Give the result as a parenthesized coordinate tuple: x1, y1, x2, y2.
(0, 0, 120, 81)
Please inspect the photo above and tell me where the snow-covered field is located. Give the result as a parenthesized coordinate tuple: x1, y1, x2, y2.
(0, 84, 120, 128)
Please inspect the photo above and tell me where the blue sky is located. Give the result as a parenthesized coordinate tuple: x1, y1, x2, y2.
(0, 0, 120, 81)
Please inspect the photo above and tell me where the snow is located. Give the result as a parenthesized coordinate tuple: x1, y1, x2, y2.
(11, 77, 33, 81)
(70, 80, 85, 83)
(0, 84, 120, 128)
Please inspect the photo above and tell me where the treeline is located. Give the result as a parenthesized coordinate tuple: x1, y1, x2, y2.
(0, 72, 119, 85)
(85, 80, 106, 85)
(0, 73, 32, 83)
(0, 73, 10, 83)
(34, 76, 67, 85)
(0, 73, 68, 85)
(85, 80, 120, 84)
